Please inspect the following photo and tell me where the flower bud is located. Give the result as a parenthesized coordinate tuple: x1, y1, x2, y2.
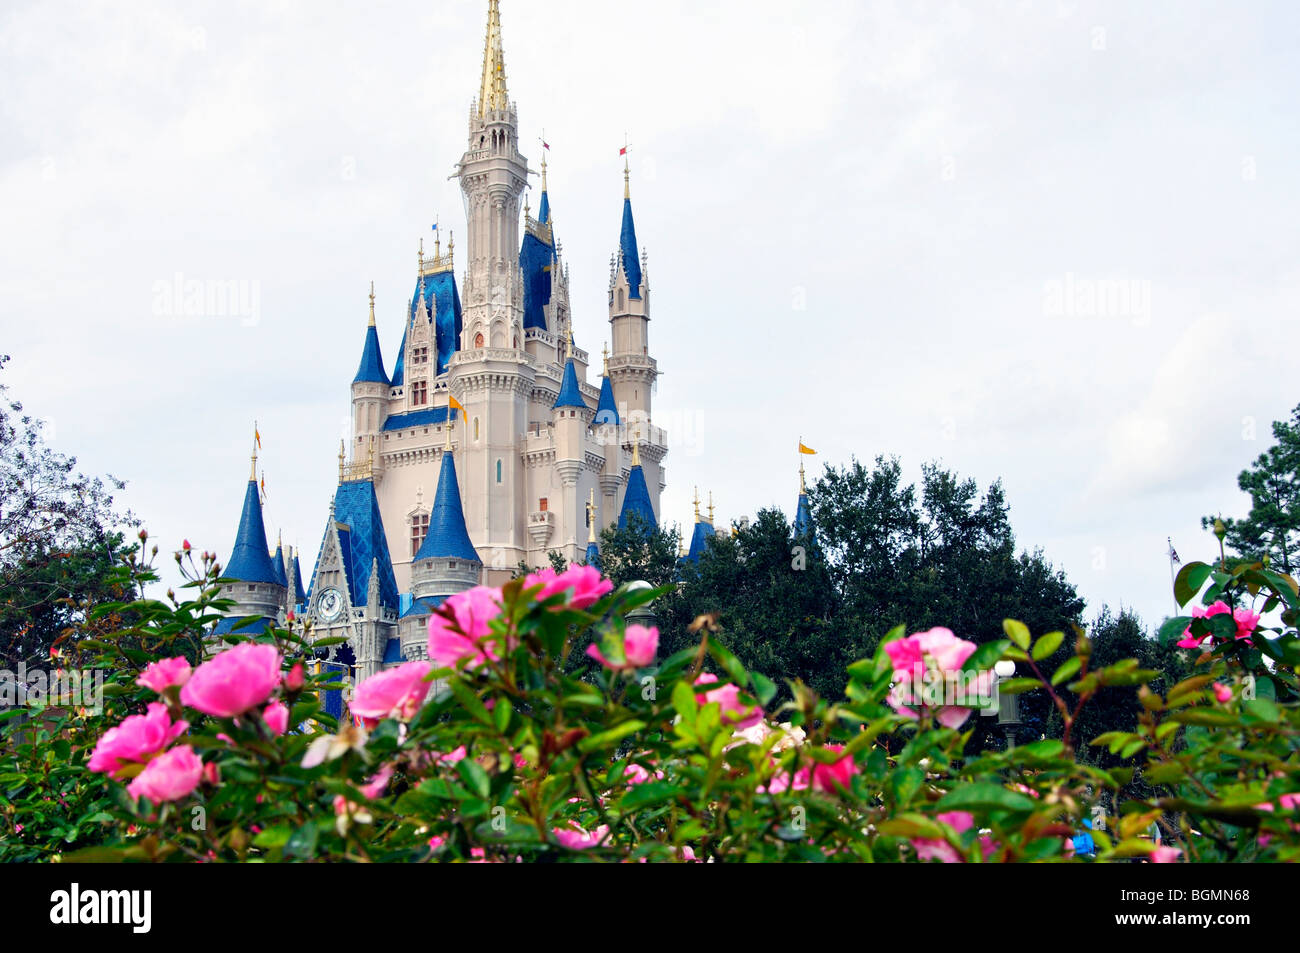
(1213, 518, 1226, 541)
(285, 663, 305, 693)
(182, 539, 192, 552)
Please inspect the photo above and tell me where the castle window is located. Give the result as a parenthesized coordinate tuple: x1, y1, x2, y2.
(474, 418, 480, 441)
(410, 512, 429, 556)
(412, 380, 428, 406)
(618, 289, 624, 310)
(474, 332, 484, 348)
(413, 346, 429, 365)
(539, 497, 548, 512)
(448, 561, 457, 570)
(496, 459, 502, 483)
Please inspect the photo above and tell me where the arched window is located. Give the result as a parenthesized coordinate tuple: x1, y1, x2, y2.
(496, 459, 503, 483)
(474, 417, 480, 441)
(474, 332, 484, 348)
(617, 288, 624, 310)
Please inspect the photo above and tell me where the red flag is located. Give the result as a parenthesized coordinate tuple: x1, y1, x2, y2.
(543, 140, 550, 150)
(619, 146, 628, 156)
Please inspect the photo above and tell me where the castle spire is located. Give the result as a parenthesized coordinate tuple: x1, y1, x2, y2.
(368, 280, 376, 327)
(618, 426, 656, 532)
(353, 283, 389, 385)
(478, 0, 509, 115)
(225, 462, 280, 585)
(692, 486, 701, 522)
(415, 447, 481, 563)
(618, 162, 642, 298)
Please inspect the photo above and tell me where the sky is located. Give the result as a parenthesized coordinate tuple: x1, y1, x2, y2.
(2, 0, 1298, 632)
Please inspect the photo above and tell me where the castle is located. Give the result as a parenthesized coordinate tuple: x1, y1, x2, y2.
(213, 1, 668, 685)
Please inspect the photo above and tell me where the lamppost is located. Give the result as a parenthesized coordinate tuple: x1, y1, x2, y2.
(625, 580, 657, 629)
(994, 659, 1020, 750)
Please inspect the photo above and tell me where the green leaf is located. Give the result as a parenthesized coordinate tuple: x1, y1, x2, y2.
(1156, 616, 1193, 647)
(997, 678, 1041, 695)
(1243, 698, 1280, 723)
(447, 678, 493, 726)
(1003, 619, 1031, 651)
(962, 639, 1010, 674)
(670, 680, 697, 722)
(619, 781, 678, 811)
(1018, 739, 1065, 759)
(577, 720, 647, 753)
(457, 760, 491, 799)
(283, 821, 319, 860)
(936, 782, 1038, 814)
(252, 825, 292, 849)
(1174, 562, 1213, 607)
(1031, 631, 1065, 661)
(1051, 656, 1081, 686)
(1170, 709, 1237, 727)
(752, 672, 778, 707)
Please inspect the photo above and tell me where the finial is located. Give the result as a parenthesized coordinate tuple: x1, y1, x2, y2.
(631, 427, 641, 467)
(799, 459, 807, 494)
(434, 219, 441, 258)
(444, 409, 452, 450)
(587, 488, 597, 543)
(602, 343, 610, 375)
(368, 434, 375, 473)
(368, 280, 376, 327)
(338, 439, 345, 481)
(707, 492, 715, 525)
(565, 325, 574, 360)
(448, 232, 454, 264)
(692, 486, 701, 522)
(541, 152, 548, 192)
(418, 236, 424, 272)
(524, 195, 530, 219)
(622, 134, 631, 199)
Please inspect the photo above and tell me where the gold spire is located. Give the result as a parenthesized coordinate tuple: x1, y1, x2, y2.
(541, 150, 548, 193)
(478, 0, 509, 115)
(602, 343, 610, 375)
(368, 281, 375, 327)
(631, 427, 641, 467)
(799, 460, 807, 494)
(707, 492, 715, 525)
(434, 219, 441, 259)
(565, 325, 574, 359)
(444, 404, 452, 450)
(418, 237, 425, 273)
(587, 488, 597, 543)
(338, 439, 346, 482)
(250, 423, 259, 480)
(692, 486, 701, 522)
(624, 154, 630, 200)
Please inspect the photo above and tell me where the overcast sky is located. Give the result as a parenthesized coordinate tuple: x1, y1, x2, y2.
(3, 0, 1297, 631)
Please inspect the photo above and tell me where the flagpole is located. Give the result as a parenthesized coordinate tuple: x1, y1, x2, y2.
(1168, 537, 1180, 614)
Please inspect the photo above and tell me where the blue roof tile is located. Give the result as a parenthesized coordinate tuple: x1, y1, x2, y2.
(619, 197, 642, 299)
(553, 358, 587, 410)
(292, 551, 307, 604)
(594, 373, 619, 426)
(393, 270, 462, 385)
(269, 541, 289, 589)
(520, 229, 554, 332)
(618, 465, 656, 531)
(415, 451, 481, 563)
(333, 479, 401, 613)
(382, 637, 404, 664)
(381, 406, 460, 432)
(225, 480, 281, 584)
(794, 492, 814, 539)
(686, 520, 714, 562)
(401, 594, 446, 618)
(353, 324, 389, 385)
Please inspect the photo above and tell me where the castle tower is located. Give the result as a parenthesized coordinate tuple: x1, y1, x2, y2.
(608, 164, 665, 521)
(216, 448, 286, 635)
(594, 344, 622, 530)
(617, 434, 657, 532)
(352, 282, 390, 460)
(448, 0, 535, 581)
(793, 460, 815, 541)
(552, 332, 592, 553)
(401, 430, 482, 659)
(684, 487, 715, 562)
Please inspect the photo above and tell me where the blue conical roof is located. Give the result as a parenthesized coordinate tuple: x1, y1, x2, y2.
(594, 373, 619, 425)
(270, 540, 289, 588)
(686, 519, 714, 562)
(618, 465, 656, 531)
(619, 197, 642, 299)
(415, 451, 481, 563)
(353, 323, 389, 385)
(538, 189, 550, 225)
(585, 540, 600, 568)
(553, 357, 587, 410)
(332, 478, 401, 613)
(794, 492, 814, 539)
(292, 550, 307, 604)
(225, 480, 281, 584)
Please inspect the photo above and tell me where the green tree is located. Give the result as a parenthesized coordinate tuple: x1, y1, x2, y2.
(1205, 402, 1300, 573)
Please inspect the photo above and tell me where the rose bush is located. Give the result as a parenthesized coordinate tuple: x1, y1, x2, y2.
(0, 537, 1297, 862)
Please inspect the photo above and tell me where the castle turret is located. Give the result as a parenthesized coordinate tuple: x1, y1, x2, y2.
(594, 344, 622, 530)
(685, 487, 715, 563)
(449, 0, 535, 580)
(403, 431, 482, 659)
(794, 460, 815, 541)
(352, 283, 390, 461)
(217, 448, 286, 634)
(617, 434, 656, 533)
(584, 488, 600, 568)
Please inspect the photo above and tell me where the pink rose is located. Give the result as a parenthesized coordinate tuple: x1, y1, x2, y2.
(694, 674, 764, 730)
(87, 703, 189, 778)
(1233, 607, 1261, 642)
(761, 765, 810, 794)
(360, 764, 394, 800)
(135, 657, 192, 693)
(181, 643, 282, 718)
(525, 565, 613, 610)
(1213, 683, 1232, 704)
(623, 763, 664, 786)
(885, 627, 986, 729)
(350, 661, 433, 724)
(911, 811, 974, 864)
(586, 624, 659, 671)
(810, 744, 858, 794)
(1177, 601, 1231, 648)
(126, 745, 204, 804)
(436, 746, 467, 766)
(284, 663, 305, 692)
(553, 824, 610, 850)
(428, 586, 506, 669)
(1149, 846, 1182, 863)
(262, 701, 289, 736)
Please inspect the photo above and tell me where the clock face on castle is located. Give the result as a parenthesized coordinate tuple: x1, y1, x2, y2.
(317, 587, 344, 623)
